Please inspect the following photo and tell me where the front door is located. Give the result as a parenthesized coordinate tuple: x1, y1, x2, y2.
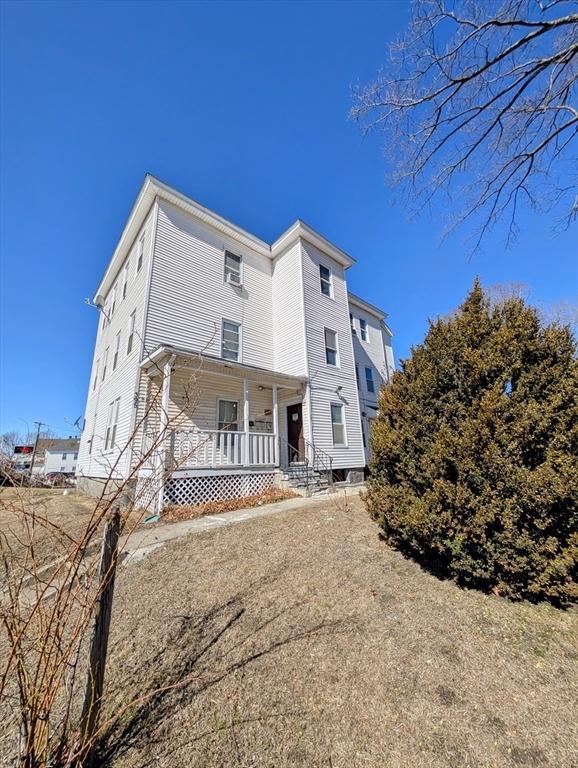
(287, 403, 304, 463)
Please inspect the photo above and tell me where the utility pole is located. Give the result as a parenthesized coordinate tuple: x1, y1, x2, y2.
(29, 421, 44, 475)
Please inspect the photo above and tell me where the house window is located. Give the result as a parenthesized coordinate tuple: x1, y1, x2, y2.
(361, 419, 366, 448)
(319, 265, 332, 297)
(324, 328, 338, 366)
(110, 285, 117, 318)
(137, 233, 145, 272)
(360, 318, 369, 342)
(62, 453, 67, 460)
(60, 466, 65, 472)
(102, 348, 109, 381)
(122, 261, 130, 299)
(217, 399, 239, 431)
(222, 320, 241, 361)
(355, 364, 360, 389)
(224, 251, 242, 285)
(330, 404, 346, 446)
(350, 313, 356, 333)
(127, 311, 136, 355)
(102, 303, 108, 329)
(93, 359, 100, 391)
(72, 465, 76, 472)
(74, 453, 78, 460)
(113, 332, 121, 370)
(104, 398, 120, 451)
(365, 366, 375, 393)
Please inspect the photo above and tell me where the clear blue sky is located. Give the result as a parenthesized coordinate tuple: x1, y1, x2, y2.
(1, 0, 576, 437)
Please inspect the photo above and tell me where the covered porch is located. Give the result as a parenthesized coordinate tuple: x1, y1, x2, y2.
(138, 345, 308, 474)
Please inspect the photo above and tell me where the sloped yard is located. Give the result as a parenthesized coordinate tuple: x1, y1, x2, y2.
(91, 494, 578, 768)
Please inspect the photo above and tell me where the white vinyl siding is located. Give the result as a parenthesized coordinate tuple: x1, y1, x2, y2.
(300, 239, 365, 469)
(221, 320, 241, 362)
(145, 201, 273, 368)
(77, 205, 155, 480)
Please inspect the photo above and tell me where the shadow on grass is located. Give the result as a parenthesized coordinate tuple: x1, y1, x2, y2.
(94, 574, 348, 766)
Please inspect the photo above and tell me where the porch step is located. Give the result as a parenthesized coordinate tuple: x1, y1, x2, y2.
(280, 465, 332, 494)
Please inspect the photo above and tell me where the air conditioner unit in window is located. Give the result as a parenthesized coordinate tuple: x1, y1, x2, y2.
(226, 271, 242, 286)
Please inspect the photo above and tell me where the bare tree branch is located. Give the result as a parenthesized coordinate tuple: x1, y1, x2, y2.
(351, 0, 578, 252)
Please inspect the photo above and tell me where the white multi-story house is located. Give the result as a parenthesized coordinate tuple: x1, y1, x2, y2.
(76, 176, 394, 511)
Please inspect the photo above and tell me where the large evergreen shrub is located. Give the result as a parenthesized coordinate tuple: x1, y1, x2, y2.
(365, 280, 578, 603)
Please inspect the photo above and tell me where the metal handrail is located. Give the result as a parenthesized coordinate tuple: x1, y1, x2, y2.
(278, 434, 333, 489)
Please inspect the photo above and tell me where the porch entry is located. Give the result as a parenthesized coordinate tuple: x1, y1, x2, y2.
(286, 403, 304, 463)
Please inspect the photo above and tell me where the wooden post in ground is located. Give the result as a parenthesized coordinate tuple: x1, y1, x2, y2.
(79, 507, 121, 764)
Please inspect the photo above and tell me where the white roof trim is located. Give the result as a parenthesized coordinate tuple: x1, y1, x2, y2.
(348, 292, 388, 320)
(271, 219, 355, 268)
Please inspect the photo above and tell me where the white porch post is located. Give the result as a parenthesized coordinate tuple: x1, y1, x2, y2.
(243, 378, 250, 465)
(156, 354, 175, 515)
(272, 384, 279, 466)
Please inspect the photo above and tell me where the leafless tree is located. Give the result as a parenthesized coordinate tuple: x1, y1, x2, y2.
(351, 0, 578, 251)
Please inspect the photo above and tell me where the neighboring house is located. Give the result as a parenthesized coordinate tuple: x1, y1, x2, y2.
(12, 438, 80, 474)
(44, 445, 80, 475)
(76, 175, 394, 511)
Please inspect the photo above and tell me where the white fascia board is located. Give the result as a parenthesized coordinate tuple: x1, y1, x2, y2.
(348, 291, 389, 321)
(271, 219, 356, 268)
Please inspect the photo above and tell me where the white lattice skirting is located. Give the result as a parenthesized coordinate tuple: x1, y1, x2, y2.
(165, 472, 275, 507)
(135, 471, 161, 511)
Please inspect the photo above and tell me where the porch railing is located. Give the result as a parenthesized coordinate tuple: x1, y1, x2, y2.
(167, 428, 276, 468)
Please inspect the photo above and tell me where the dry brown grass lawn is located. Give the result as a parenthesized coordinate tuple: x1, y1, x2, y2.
(90, 495, 578, 768)
(1, 491, 576, 767)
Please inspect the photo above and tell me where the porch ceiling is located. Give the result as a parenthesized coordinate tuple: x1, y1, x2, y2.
(141, 344, 307, 390)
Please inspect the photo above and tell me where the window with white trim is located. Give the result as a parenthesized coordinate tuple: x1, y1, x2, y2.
(365, 366, 375, 393)
(222, 319, 240, 361)
(122, 261, 130, 299)
(93, 359, 100, 391)
(355, 364, 360, 389)
(104, 398, 120, 451)
(224, 251, 242, 285)
(127, 310, 136, 355)
(319, 264, 332, 297)
(102, 348, 109, 381)
(360, 318, 369, 342)
(137, 233, 145, 272)
(350, 313, 356, 333)
(330, 403, 346, 446)
(113, 332, 121, 370)
(217, 399, 239, 431)
(110, 285, 117, 318)
(62, 453, 67, 460)
(324, 328, 338, 366)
